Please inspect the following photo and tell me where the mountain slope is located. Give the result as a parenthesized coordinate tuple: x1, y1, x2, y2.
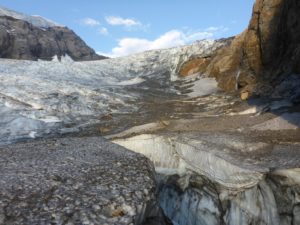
(0, 6, 106, 61)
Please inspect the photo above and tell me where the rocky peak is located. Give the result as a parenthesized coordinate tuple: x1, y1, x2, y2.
(0, 6, 63, 28)
(0, 6, 106, 61)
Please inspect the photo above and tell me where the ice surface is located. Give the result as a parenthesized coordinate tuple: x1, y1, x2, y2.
(187, 77, 219, 97)
(0, 40, 225, 144)
(116, 77, 145, 86)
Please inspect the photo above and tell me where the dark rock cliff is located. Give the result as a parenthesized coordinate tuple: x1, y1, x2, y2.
(180, 0, 300, 100)
(0, 15, 106, 61)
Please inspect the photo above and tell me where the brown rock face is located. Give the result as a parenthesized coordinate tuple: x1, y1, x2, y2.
(180, 0, 300, 96)
(179, 57, 211, 76)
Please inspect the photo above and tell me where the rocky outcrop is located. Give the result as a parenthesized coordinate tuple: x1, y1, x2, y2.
(180, 0, 300, 98)
(0, 7, 105, 61)
(177, 38, 233, 76)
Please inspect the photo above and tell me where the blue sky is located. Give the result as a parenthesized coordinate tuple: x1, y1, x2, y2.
(1, 0, 255, 57)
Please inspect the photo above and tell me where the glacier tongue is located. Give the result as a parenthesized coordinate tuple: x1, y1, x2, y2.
(0, 40, 226, 144)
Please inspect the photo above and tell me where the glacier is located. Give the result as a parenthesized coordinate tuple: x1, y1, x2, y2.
(0, 40, 226, 144)
(0, 35, 299, 225)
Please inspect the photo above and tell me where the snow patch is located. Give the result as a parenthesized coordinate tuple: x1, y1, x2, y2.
(49, 55, 74, 63)
(0, 6, 63, 28)
(29, 131, 37, 138)
(117, 77, 145, 86)
(37, 116, 62, 123)
(187, 77, 219, 97)
(51, 55, 59, 62)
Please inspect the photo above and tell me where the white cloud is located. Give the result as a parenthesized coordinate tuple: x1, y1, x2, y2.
(80, 18, 100, 27)
(204, 26, 229, 33)
(105, 28, 219, 57)
(79, 18, 109, 36)
(99, 26, 229, 57)
(184, 31, 214, 42)
(98, 27, 109, 35)
(105, 16, 141, 27)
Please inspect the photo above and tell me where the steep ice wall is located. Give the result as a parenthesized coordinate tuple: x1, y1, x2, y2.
(158, 171, 300, 225)
(112, 133, 300, 225)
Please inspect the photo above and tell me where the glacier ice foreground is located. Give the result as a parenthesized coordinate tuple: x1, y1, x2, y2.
(0, 39, 300, 225)
(0, 137, 161, 225)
